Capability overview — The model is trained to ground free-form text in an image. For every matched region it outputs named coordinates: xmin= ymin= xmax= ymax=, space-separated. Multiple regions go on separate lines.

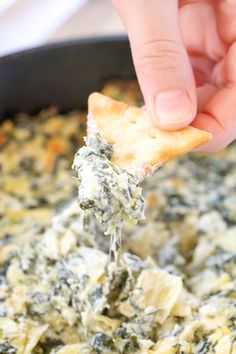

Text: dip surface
xmin=0 ymin=80 xmax=236 ymax=353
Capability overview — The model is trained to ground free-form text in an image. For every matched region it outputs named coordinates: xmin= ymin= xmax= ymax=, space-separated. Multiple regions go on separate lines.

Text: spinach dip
xmin=72 ymin=133 xmax=145 ymax=261
xmin=0 ymin=80 xmax=236 ymax=353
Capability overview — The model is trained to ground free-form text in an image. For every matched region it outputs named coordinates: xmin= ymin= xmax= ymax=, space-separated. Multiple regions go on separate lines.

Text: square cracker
xmin=88 ymin=92 xmax=211 ymax=174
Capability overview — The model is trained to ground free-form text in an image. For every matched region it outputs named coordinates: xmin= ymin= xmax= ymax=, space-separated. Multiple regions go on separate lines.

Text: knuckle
xmin=135 ymin=39 xmax=186 ymax=73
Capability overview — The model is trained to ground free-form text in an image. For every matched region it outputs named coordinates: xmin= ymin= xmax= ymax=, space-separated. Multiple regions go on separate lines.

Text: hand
xmin=112 ymin=0 xmax=236 ymax=152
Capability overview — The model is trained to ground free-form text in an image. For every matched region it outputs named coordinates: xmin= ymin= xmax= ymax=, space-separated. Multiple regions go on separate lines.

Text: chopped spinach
xmin=0 ymin=343 xmax=17 ymax=354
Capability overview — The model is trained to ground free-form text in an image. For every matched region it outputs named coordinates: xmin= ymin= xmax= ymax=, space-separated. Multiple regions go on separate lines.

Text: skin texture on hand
xmin=112 ymin=0 xmax=236 ymax=152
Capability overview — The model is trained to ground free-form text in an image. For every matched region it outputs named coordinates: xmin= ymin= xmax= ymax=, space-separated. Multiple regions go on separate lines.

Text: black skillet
xmin=0 ymin=36 xmax=135 ymax=120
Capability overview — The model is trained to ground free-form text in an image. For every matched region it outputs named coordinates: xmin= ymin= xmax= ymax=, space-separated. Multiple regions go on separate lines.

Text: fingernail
xmin=155 ymin=89 xmax=194 ymax=125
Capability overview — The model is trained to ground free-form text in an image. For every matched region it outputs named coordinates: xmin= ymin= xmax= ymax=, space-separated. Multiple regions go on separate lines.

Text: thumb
xmin=112 ymin=0 xmax=196 ymax=130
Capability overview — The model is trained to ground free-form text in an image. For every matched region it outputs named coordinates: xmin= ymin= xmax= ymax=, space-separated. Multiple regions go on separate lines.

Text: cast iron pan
xmin=0 ymin=36 xmax=136 ymax=120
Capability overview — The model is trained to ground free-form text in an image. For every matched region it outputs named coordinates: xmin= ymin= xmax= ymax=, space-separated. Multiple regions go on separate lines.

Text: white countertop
xmin=0 ymin=0 xmax=125 ymax=57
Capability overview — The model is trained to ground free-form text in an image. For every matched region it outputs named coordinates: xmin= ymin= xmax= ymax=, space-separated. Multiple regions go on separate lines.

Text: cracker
xmin=88 ymin=92 xmax=211 ymax=174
